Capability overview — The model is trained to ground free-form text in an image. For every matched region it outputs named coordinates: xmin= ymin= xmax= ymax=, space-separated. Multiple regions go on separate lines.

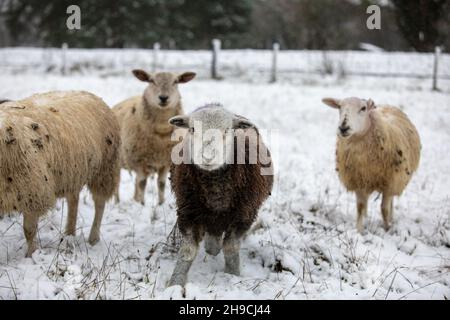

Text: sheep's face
xmin=169 ymin=105 xmax=255 ymax=171
xmin=322 ymin=97 xmax=375 ymax=138
xmin=132 ymin=70 xmax=195 ymax=109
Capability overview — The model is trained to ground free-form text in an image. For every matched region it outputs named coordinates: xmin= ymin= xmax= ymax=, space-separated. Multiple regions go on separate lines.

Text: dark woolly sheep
xmin=167 ymin=104 xmax=273 ymax=287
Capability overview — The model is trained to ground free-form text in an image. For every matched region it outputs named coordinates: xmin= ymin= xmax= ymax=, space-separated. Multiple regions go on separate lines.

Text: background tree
xmin=391 ymin=0 xmax=449 ymax=52
xmin=4 ymin=0 xmax=166 ymax=48
xmin=1 ymin=0 xmax=449 ymax=51
xmin=4 ymin=0 xmax=253 ymax=48
xmin=168 ymin=0 xmax=253 ymax=49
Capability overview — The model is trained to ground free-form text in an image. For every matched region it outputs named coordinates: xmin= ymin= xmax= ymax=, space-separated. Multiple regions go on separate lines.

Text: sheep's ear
xmin=233 ymin=117 xmax=255 ymax=129
xmin=132 ymin=69 xmax=152 ymax=82
xmin=322 ymin=98 xmax=341 ymax=109
xmin=169 ymin=115 xmax=189 ymax=128
xmin=367 ymin=99 xmax=375 ymax=110
xmin=177 ymin=72 xmax=196 ymax=84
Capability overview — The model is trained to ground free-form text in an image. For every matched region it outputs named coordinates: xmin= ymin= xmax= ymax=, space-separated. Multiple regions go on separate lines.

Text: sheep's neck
xmin=196 ymin=165 xmax=234 ymax=211
xmin=139 ymin=97 xmax=181 ymax=134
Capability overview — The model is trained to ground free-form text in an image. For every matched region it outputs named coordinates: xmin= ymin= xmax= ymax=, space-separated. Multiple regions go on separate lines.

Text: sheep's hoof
xmin=164 ymin=284 xmax=186 ymax=299
xmin=224 ymin=266 xmax=240 ymax=276
xmin=168 ymin=274 xmax=187 ymax=288
xmin=25 ymin=244 xmax=37 ymax=258
xmin=65 ymin=229 xmax=76 ymax=237
xmin=134 ymin=199 xmax=144 ymax=206
xmin=356 ymin=221 xmax=364 ymax=234
xmin=225 ymin=260 xmax=240 ymax=276
xmin=133 ymin=195 xmax=145 ymax=205
xmin=88 ymin=234 xmax=100 ymax=246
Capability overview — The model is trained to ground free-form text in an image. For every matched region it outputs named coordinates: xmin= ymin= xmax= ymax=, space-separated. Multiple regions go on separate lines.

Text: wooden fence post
xmin=211 ymin=38 xmax=221 ymax=79
xmin=152 ymin=42 xmax=160 ymax=72
xmin=61 ymin=43 xmax=68 ymax=75
xmin=432 ymin=46 xmax=441 ymax=91
xmin=270 ymin=42 xmax=280 ymax=83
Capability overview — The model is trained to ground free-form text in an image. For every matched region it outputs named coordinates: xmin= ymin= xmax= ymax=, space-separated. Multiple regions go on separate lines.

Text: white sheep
xmin=0 ymin=91 xmax=120 ymax=256
xmin=322 ymin=97 xmax=421 ymax=232
xmin=113 ymin=70 xmax=195 ymax=205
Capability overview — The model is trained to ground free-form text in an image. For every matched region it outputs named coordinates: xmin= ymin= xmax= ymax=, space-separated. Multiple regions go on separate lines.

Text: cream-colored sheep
xmin=322 ymin=97 xmax=421 ymax=232
xmin=113 ymin=70 xmax=195 ymax=205
xmin=0 ymin=91 xmax=120 ymax=257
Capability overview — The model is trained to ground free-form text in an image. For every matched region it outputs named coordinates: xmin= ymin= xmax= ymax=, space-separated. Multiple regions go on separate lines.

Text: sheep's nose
xmin=339 ymin=125 xmax=350 ymax=135
xmin=203 ymin=155 xmax=214 ymax=164
xmin=159 ymin=95 xmax=169 ymax=103
xmin=203 ymin=150 xmax=215 ymax=164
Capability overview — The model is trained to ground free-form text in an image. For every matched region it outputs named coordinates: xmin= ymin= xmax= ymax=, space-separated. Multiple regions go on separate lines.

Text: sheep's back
xmin=112 ymin=96 xmax=141 ymax=127
xmin=336 ymin=106 xmax=420 ymax=195
xmin=0 ymin=91 xmax=120 ymax=214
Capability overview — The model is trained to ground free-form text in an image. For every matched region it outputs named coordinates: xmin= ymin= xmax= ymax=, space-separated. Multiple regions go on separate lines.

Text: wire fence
xmin=1 ymin=44 xmax=449 ymax=88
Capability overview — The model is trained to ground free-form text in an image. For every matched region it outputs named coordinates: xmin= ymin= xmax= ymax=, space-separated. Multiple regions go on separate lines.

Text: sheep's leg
xmin=381 ymin=194 xmax=393 ymax=231
xmin=133 ymin=171 xmax=147 ymax=205
xmin=114 ymin=174 xmax=120 ymax=204
xmin=88 ymin=194 xmax=106 ymax=245
xmin=389 ymin=199 xmax=394 ymax=223
xmin=204 ymin=232 xmax=222 ymax=256
xmin=168 ymin=231 xmax=199 ymax=287
xmin=65 ymin=193 xmax=80 ymax=236
xmin=223 ymin=232 xmax=241 ymax=276
xmin=356 ymin=192 xmax=369 ymax=233
xmin=23 ymin=212 xmax=39 ymax=257
xmin=157 ymin=167 xmax=168 ymax=205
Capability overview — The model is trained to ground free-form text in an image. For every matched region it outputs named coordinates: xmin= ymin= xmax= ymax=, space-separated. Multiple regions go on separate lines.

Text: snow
xmin=0 ymin=49 xmax=449 ymax=300
xmin=359 ymin=43 xmax=385 ymax=52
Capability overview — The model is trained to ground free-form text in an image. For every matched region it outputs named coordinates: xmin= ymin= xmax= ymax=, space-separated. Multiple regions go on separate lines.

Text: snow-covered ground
xmin=0 ymin=51 xmax=449 ymax=300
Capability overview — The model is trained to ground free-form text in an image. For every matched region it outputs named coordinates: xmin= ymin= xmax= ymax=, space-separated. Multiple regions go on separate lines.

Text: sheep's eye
xmin=360 ymin=106 xmax=367 ymax=112
xmin=189 ymin=127 xmax=194 ymax=133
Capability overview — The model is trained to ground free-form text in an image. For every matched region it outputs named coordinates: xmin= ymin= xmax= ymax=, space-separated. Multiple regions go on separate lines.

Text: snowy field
xmin=0 ymin=50 xmax=449 ymax=300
